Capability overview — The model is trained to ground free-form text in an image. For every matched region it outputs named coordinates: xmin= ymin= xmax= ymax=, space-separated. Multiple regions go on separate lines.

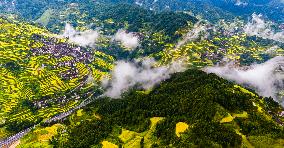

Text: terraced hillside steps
xmin=0 ymin=93 xmax=102 ymax=147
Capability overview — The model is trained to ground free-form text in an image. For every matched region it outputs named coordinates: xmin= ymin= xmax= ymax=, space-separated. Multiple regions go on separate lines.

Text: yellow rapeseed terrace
xmin=101 ymin=141 xmax=118 ymax=148
xmin=176 ymin=122 xmax=189 ymax=137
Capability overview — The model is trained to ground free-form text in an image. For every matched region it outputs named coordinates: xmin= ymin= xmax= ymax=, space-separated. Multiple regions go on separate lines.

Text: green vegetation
xmin=25 ymin=2 xmax=284 ymax=66
xmin=2 ymin=1 xmax=282 ymax=63
xmin=157 ymin=32 xmax=284 ymax=67
xmin=96 ymin=0 xmax=284 ymax=24
xmin=18 ymin=124 xmax=64 ymax=147
xmin=3 ymin=1 xmax=199 ymax=59
xmin=41 ymin=69 xmax=284 ymax=147
xmin=1 ymin=1 xmax=284 ymax=147
xmin=0 ymin=17 xmax=113 ymax=139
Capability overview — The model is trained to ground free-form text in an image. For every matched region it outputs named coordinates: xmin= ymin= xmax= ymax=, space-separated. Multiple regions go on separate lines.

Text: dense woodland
xmin=44 ymin=70 xmax=284 ymax=147
xmin=96 ymin=0 xmax=284 ymax=23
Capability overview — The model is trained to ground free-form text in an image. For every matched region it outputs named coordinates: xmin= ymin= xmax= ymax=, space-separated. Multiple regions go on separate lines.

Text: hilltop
xmin=19 ymin=69 xmax=284 ymax=147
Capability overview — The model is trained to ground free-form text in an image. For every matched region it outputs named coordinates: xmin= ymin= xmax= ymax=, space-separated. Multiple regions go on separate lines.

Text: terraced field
xmin=157 ymin=32 xmax=284 ymax=67
xmin=0 ymin=17 xmax=114 ymax=139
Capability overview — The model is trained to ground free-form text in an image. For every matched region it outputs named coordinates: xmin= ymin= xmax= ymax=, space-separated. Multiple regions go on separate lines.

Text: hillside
xmin=1 ymin=0 xmax=284 ymax=147
xmin=96 ymin=0 xmax=284 ymax=23
xmin=0 ymin=17 xmax=113 ymax=139
xmin=18 ymin=69 xmax=284 ymax=147
xmin=1 ymin=2 xmax=199 ymax=59
xmin=1 ymin=1 xmax=283 ymax=63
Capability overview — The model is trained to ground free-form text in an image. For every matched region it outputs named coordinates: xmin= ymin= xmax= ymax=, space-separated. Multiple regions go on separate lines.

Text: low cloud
xmin=176 ymin=22 xmax=208 ymax=48
xmin=0 ymin=0 xmax=16 ymax=12
xmin=235 ymin=0 xmax=248 ymax=6
xmin=204 ymin=56 xmax=284 ymax=104
xmin=244 ymin=13 xmax=284 ymax=42
xmin=62 ymin=23 xmax=100 ymax=47
xmin=102 ymin=58 xmax=186 ymax=98
xmin=265 ymin=46 xmax=280 ymax=55
xmin=113 ymin=29 xmax=140 ymax=50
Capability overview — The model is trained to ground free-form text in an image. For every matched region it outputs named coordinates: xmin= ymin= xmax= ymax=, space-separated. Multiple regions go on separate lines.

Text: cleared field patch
xmin=101 ymin=140 xmax=119 ymax=148
xmin=175 ymin=122 xmax=189 ymax=137
xmin=119 ymin=129 xmax=138 ymax=143
xmin=220 ymin=114 xmax=234 ymax=123
xmin=220 ymin=111 xmax=248 ymax=123
xmin=19 ymin=124 xmax=64 ymax=147
xmin=118 ymin=117 xmax=164 ymax=148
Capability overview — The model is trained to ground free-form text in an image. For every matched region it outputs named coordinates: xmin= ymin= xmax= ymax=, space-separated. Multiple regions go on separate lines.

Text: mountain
xmin=1 ymin=0 xmax=284 ymax=147
xmin=19 ymin=69 xmax=284 ymax=147
xmin=93 ymin=0 xmax=284 ymax=23
xmin=2 ymin=0 xmax=284 ymax=23
xmin=2 ymin=1 xmax=282 ymax=64
xmin=2 ymin=1 xmax=199 ymax=59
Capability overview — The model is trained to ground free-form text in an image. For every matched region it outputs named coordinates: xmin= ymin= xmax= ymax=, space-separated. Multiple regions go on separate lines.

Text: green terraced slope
xmin=0 ymin=17 xmax=114 ymax=139
xmin=157 ymin=33 xmax=284 ymax=68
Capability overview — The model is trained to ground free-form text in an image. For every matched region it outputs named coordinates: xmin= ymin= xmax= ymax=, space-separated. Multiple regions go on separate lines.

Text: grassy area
xmin=18 ymin=124 xmax=64 ymax=147
xmin=35 ymin=9 xmax=54 ymax=26
xmin=220 ymin=112 xmax=248 ymax=123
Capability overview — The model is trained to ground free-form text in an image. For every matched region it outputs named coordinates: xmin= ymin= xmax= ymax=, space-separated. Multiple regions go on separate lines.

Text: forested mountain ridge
xmin=19 ymin=69 xmax=284 ymax=147
xmin=96 ymin=0 xmax=284 ymax=23
xmin=2 ymin=0 xmax=284 ymax=24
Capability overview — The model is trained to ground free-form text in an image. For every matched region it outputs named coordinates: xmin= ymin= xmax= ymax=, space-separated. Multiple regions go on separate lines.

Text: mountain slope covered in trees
xmin=96 ymin=0 xmax=284 ymax=23
xmin=18 ymin=69 xmax=284 ymax=147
